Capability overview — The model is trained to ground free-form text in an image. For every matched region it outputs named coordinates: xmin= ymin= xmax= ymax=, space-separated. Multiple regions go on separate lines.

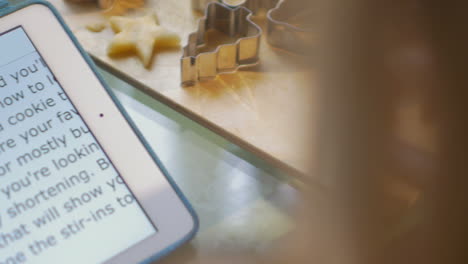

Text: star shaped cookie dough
xmin=108 ymin=13 xmax=180 ymax=68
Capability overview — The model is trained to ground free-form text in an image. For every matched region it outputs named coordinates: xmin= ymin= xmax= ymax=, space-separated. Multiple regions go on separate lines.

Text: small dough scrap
xmin=108 ymin=13 xmax=180 ymax=68
xmin=86 ymin=22 xmax=107 ymax=32
xmin=99 ymin=0 xmax=145 ymax=16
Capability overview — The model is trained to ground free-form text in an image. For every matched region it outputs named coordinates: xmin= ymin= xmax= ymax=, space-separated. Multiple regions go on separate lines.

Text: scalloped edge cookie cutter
xmin=181 ymin=2 xmax=261 ymax=86
xmin=220 ymin=0 xmax=281 ymax=15
xmin=192 ymin=0 xmax=284 ymax=14
xmin=215 ymin=0 xmax=313 ymax=53
xmin=266 ymin=0 xmax=314 ymax=53
xmin=192 ymin=0 xmax=281 ymax=15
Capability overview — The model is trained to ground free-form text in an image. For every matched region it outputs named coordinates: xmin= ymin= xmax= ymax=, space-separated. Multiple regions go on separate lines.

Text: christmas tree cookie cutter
xmin=181 ymin=2 xmax=261 ymax=86
xmin=182 ymin=0 xmax=313 ymax=86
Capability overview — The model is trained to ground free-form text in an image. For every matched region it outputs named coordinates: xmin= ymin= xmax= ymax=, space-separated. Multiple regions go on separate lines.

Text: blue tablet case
xmin=0 ymin=1 xmax=199 ymax=263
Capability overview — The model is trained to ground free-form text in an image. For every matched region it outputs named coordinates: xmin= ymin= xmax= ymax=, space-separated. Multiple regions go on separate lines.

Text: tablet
xmin=0 ymin=1 xmax=198 ymax=264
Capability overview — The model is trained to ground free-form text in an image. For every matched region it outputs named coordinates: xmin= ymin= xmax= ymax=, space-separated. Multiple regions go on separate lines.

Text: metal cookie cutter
xmin=191 ymin=0 xmax=217 ymax=13
xmin=222 ymin=0 xmax=315 ymax=52
xmin=266 ymin=0 xmax=315 ymax=53
xmin=181 ymin=2 xmax=261 ymax=86
xmin=222 ymin=0 xmax=281 ymax=15
xmin=192 ymin=0 xmax=281 ymax=15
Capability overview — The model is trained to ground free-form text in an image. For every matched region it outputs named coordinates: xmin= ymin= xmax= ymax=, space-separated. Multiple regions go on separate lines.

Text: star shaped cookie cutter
xmin=181 ymin=2 xmax=261 ymax=86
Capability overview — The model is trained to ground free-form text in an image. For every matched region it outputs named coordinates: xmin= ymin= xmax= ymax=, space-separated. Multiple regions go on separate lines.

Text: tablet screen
xmin=0 ymin=27 xmax=157 ymax=264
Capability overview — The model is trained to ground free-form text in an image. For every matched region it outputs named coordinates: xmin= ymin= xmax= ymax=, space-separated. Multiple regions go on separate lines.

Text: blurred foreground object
xmin=318 ymin=0 xmax=468 ymax=263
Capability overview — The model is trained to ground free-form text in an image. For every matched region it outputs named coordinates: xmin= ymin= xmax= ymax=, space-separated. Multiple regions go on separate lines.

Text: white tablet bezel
xmin=0 ymin=3 xmax=197 ymax=264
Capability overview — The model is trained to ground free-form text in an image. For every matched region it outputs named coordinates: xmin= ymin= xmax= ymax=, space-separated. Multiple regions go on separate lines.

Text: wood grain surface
xmin=50 ymin=0 xmax=316 ymax=178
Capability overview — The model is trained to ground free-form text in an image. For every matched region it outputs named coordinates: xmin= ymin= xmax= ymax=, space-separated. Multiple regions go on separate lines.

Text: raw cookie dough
xmin=65 ymin=0 xmax=145 ymax=15
xmin=108 ymin=13 xmax=180 ymax=68
xmin=100 ymin=0 xmax=145 ymax=15
xmin=86 ymin=22 xmax=107 ymax=32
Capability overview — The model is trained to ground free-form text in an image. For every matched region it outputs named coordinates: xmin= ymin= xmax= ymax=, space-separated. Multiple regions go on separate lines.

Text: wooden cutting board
xmin=49 ymin=0 xmax=317 ymax=178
